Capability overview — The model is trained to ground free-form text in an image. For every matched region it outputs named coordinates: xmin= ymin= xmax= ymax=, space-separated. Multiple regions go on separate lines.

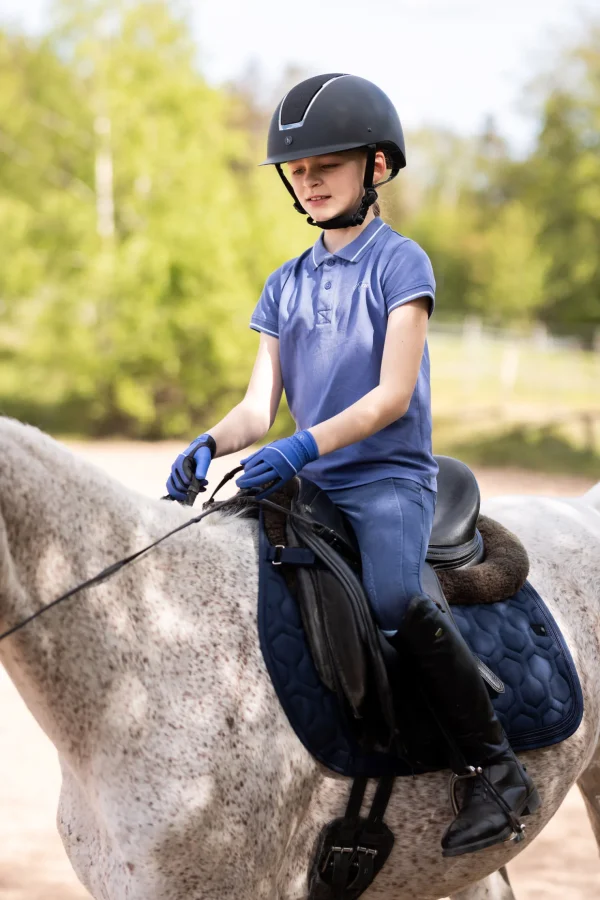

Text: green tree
xmin=0 ymin=1 xmax=308 ymax=436
xmin=519 ymin=23 xmax=600 ymax=343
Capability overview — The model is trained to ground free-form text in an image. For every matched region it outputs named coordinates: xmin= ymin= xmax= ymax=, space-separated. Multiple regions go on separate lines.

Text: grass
xmin=429 ymin=330 xmax=600 ymax=413
xmin=428 ymin=329 xmax=600 ymax=475
xmin=435 ymin=422 xmax=600 ymax=479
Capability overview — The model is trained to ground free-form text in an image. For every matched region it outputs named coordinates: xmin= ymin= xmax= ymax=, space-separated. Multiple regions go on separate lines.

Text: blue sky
xmin=1 ymin=0 xmax=597 ymax=155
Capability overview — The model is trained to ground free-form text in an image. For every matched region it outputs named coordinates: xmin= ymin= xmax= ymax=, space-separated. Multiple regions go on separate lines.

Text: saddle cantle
xmin=427 ymin=455 xmax=483 ymax=568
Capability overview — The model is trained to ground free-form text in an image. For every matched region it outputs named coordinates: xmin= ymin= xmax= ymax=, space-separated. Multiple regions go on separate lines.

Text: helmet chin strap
xmin=276 ymin=145 xmax=379 ymax=231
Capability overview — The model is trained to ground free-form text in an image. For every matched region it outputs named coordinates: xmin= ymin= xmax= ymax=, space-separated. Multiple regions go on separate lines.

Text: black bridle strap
xmin=201 ymin=465 xmax=244 ymax=505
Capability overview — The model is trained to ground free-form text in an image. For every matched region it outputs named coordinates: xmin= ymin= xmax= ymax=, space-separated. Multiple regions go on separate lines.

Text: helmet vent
xmin=280 ymin=73 xmax=346 ymax=128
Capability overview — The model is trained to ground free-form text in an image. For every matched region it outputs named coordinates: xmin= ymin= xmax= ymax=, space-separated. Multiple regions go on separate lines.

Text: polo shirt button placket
xmin=318 ymin=267 xmax=334 ymax=325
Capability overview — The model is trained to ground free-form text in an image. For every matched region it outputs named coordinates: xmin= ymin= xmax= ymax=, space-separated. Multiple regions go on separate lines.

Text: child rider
xmin=166 ymin=73 xmax=540 ymax=857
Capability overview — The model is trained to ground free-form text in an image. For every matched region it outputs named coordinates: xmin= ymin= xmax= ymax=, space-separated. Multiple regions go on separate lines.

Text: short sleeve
xmin=250 ymin=269 xmax=281 ymax=338
xmin=382 ymin=239 xmax=436 ymax=318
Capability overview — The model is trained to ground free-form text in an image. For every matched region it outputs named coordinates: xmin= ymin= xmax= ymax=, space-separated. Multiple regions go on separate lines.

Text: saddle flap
xmin=290 ymin=513 xmax=396 ymax=749
xmin=285 ymin=520 xmax=353 ymax=698
xmin=287 ymin=518 xmax=367 ymax=713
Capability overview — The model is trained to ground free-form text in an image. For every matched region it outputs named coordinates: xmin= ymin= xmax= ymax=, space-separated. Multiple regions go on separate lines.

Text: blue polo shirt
xmin=250 ymin=217 xmax=438 ymax=491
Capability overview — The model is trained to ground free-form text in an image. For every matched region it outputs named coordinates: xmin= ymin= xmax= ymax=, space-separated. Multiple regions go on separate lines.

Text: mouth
xmin=305 ymin=195 xmax=331 ymax=206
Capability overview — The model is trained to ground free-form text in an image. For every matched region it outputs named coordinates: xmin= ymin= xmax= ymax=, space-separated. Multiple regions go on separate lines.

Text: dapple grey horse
xmin=0 ymin=416 xmax=598 ymax=899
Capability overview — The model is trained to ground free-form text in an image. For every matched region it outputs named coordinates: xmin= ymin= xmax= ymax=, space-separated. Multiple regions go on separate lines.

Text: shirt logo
xmin=355 ymin=282 xmax=369 ymax=290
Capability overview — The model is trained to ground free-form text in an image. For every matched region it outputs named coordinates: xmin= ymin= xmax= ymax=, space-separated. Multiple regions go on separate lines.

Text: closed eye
xmin=291 ymin=163 xmax=339 ymax=175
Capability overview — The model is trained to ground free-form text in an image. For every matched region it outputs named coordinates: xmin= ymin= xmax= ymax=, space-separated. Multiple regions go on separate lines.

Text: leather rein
xmin=0 ymin=467 xmax=336 ymax=645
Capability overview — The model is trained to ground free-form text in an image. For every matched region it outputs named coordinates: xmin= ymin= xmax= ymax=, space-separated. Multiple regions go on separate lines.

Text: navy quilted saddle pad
xmin=257 ymin=519 xmax=584 ymax=778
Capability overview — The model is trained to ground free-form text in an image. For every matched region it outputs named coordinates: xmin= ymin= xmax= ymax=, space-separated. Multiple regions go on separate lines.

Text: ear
xmin=373 ymin=150 xmax=387 ymax=183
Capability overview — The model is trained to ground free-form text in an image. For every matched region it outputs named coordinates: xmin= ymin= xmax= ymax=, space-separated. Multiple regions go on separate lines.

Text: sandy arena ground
xmin=0 ymin=441 xmax=598 ymax=899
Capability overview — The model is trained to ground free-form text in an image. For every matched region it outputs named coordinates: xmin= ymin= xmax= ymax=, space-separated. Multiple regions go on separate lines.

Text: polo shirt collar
xmin=310 ymin=217 xmax=389 ymax=269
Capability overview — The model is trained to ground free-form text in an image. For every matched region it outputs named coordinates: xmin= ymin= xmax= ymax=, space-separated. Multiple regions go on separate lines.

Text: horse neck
xmin=0 ymin=419 xmax=171 ymax=759
xmin=0 ymin=418 xmax=258 ymax=766
xmin=584 ymin=482 xmax=600 ymax=514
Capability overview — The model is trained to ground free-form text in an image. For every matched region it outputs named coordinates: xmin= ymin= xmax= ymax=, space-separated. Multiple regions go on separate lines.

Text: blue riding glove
xmin=166 ymin=433 xmax=217 ymax=502
xmin=236 ymin=430 xmax=320 ymax=499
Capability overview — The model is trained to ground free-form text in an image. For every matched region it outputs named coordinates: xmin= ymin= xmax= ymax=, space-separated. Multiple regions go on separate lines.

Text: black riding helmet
xmin=261 ymin=73 xmax=406 ymax=230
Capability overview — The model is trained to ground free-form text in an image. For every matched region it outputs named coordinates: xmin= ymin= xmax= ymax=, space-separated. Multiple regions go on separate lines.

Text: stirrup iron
xmin=448 ymin=766 xmax=527 ymax=844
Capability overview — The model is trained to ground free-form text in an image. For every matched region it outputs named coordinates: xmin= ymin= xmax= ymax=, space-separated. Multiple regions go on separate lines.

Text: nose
xmin=303 ymin=165 xmax=322 ymax=188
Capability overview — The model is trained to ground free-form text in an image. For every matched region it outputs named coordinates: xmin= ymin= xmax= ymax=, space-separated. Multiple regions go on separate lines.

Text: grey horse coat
xmin=0 ymin=417 xmax=599 ymax=900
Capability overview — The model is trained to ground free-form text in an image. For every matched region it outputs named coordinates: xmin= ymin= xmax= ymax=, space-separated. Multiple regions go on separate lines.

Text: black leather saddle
xmin=285 ymin=454 xmax=485 ymax=570
xmin=261 ymin=455 xmax=506 ymax=758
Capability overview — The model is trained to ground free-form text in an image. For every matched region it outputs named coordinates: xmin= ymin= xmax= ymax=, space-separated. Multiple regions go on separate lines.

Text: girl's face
xmin=286 ymin=149 xmax=386 ymax=222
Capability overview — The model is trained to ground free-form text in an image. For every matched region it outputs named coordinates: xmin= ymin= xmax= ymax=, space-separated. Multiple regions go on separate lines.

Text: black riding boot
xmin=389 ymin=594 xmax=541 ymax=857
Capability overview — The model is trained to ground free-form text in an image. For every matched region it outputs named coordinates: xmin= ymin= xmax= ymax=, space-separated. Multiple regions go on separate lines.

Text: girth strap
xmin=328 ymin=778 xmax=368 ymax=892
xmin=309 ymin=776 xmax=396 ymax=900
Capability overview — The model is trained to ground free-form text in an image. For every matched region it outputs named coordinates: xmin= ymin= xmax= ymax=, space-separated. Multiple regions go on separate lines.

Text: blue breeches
xmin=323 ymin=477 xmax=436 ymax=633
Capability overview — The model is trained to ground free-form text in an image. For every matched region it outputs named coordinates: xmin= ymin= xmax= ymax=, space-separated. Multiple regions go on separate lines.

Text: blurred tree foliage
xmin=0 ymin=0 xmax=308 ymax=436
xmin=0 ymin=1 xmax=598 ymax=436
xmin=519 ymin=27 xmax=600 ymax=346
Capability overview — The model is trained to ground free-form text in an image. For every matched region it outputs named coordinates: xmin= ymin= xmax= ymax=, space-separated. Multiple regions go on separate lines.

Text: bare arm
xmin=308 ymin=297 xmax=430 ymax=455
xmin=207 ymin=333 xmax=283 ymax=457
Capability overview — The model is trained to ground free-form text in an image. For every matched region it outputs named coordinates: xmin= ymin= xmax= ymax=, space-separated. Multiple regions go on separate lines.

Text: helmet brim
xmin=259 ymin=140 xmax=373 ymax=167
